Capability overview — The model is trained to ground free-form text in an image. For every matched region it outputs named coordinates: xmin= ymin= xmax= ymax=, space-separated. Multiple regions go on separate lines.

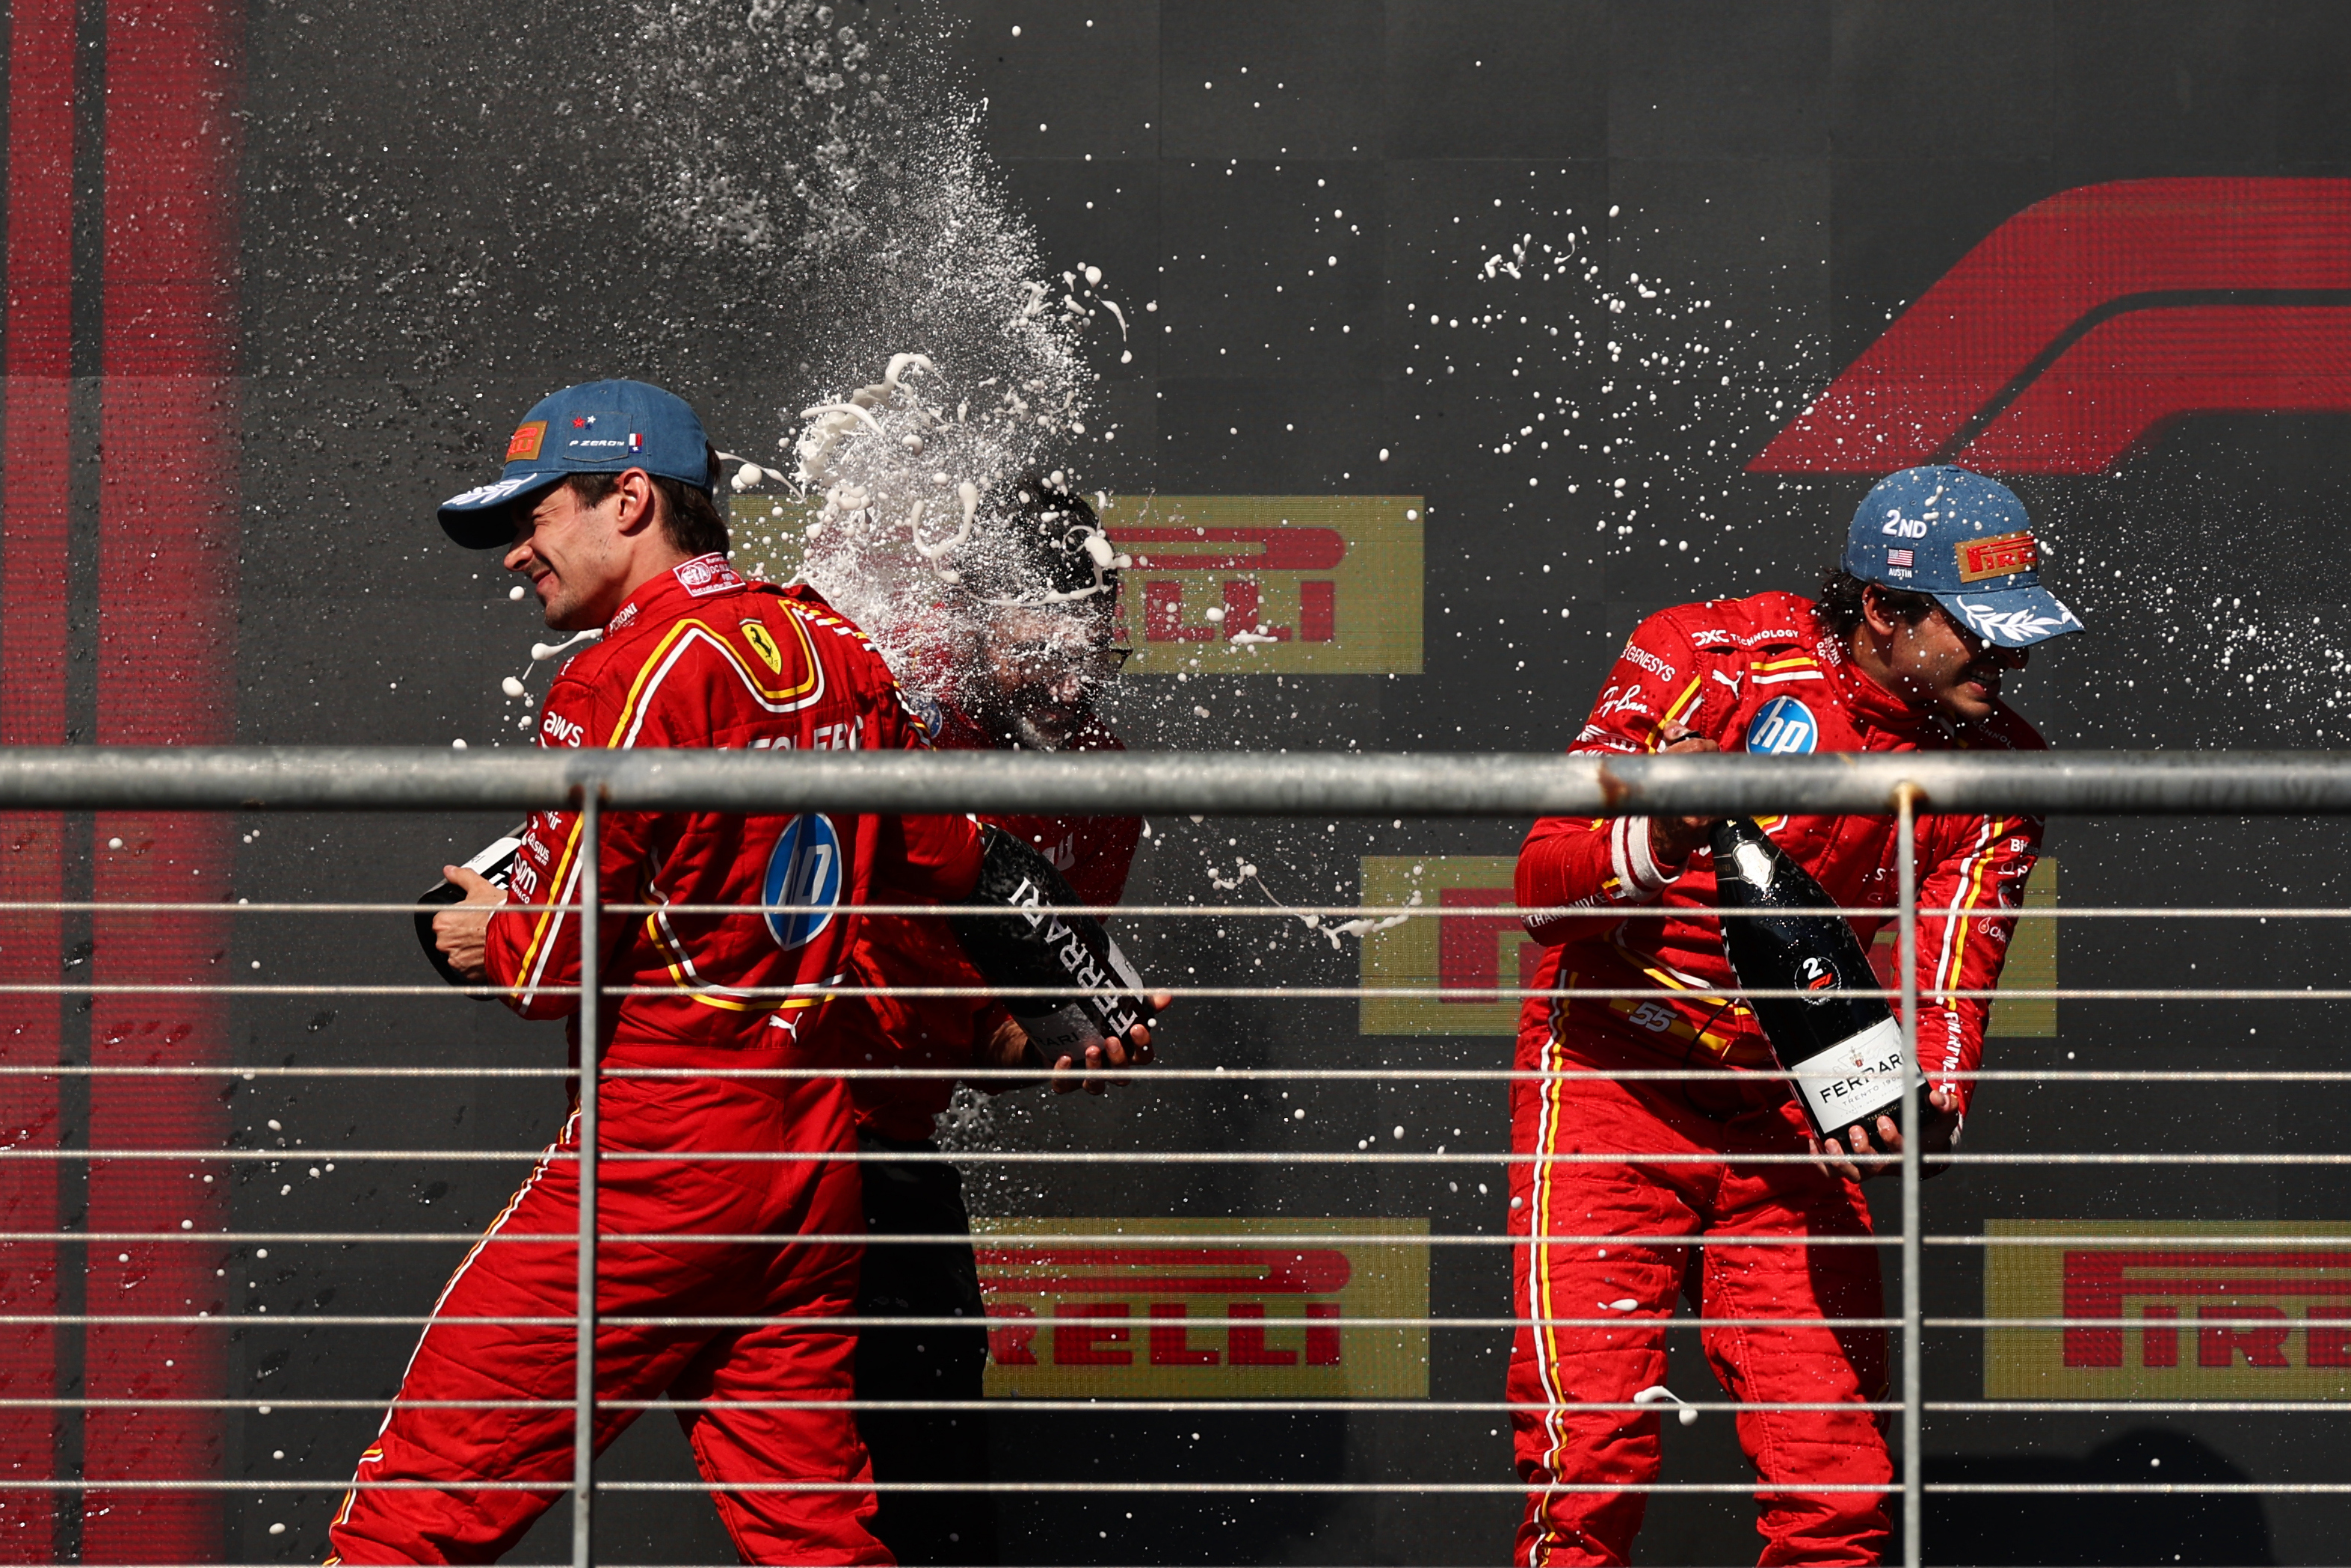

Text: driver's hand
xmin=1053 ymin=990 xmax=1174 ymax=1096
xmin=1811 ymin=1086 xmax=1963 ymax=1182
xmin=431 ymin=865 xmax=503 ymax=983
xmin=1648 ymin=723 xmax=1721 ymax=865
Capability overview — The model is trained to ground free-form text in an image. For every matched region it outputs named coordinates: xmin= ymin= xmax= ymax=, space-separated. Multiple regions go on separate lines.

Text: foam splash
xmin=1207 ymin=857 xmax=1422 ymax=951
xmin=1432 ymin=206 xmax=1825 ymax=586
xmin=738 ymin=250 xmax=1127 ymax=707
xmin=621 ymin=0 xmax=924 ymax=274
xmin=1633 ymin=1385 xmax=1701 ymax=1426
xmin=531 ymin=630 xmax=601 ymax=663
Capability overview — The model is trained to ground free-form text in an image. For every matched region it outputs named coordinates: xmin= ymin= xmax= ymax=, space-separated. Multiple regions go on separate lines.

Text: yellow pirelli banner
xmin=972 ymin=1217 xmax=1430 ymax=1399
xmin=1355 ymin=855 xmax=2059 ymax=1039
xmin=1985 ymin=1220 xmax=2351 ymax=1400
xmin=1109 ymin=495 xmax=1423 ymax=675
xmin=1357 ymin=855 xmax=1526 ymax=1037
xmin=728 ymin=493 xmax=1424 ymax=676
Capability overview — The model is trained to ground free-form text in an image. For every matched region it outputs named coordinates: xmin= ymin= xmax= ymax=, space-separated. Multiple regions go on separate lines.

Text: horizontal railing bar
xmin=0 ymin=1229 xmax=1886 ymax=1246
xmin=7 ymin=899 xmax=2349 ymax=919
xmin=19 ymin=1396 xmax=2351 ymax=1418
xmin=22 ymin=1395 xmax=2351 ymax=1413
xmin=1 ymin=1313 xmax=2328 ymax=1331
xmin=1927 ymin=1318 xmax=2351 ymax=1329
xmin=0 ymin=901 xmax=2041 ymax=918
xmin=13 ymin=901 xmax=2336 ymax=920
xmin=19 ymin=1148 xmax=2351 ymax=1166
xmin=0 ymin=1065 xmax=2339 ymax=1084
xmin=1929 ymin=1233 xmax=2351 ymax=1246
xmin=1908 ymin=1495 xmax=2351 ymax=1504
xmin=0 ymin=1396 xmax=1899 ymax=1412
xmin=0 ymin=1480 xmax=1913 ymax=1493
xmin=1936 ymin=1400 xmax=2351 ymax=1413
xmin=0 ymin=982 xmax=2326 ymax=1001
xmin=23 ymin=1229 xmax=2351 ymax=1248
xmin=13 ymin=745 xmax=2351 ymax=815
xmin=13 ymin=1478 xmax=2351 ymax=1496
xmin=0 ymin=1316 xmax=1902 ymax=1332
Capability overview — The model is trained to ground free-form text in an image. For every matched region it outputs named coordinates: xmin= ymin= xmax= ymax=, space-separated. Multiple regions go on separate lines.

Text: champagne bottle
xmin=414 ymin=827 xmax=526 ymax=994
xmin=1710 ymin=816 xmax=1920 ymax=1146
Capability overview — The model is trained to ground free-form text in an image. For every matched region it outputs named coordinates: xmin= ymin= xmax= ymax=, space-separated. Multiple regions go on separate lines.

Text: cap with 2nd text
xmin=1842 ymin=464 xmax=2084 ymax=649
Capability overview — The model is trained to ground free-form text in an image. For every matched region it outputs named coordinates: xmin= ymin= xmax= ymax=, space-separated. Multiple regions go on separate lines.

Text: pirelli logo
xmin=1110 ymin=496 xmax=1423 ymax=674
xmin=974 ymin=1217 xmax=1429 ymax=1398
xmin=1986 ymin=1220 xmax=2351 ymax=1399
xmin=1956 ymin=529 xmax=2039 ymax=582
xmin=1357 ymin=856 xmax=1528 ymax=1037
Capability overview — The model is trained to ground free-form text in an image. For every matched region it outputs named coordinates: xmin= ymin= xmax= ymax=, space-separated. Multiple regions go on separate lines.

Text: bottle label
xmin=1011 ymin=935 xmax=1148 ymax=1061
xmin=462 ymin=834 xmax=525 ymax=886
xmin=1787 ymin=1016 xmax=1917 ymax=1133
xmin=1009 ymin=1002 xmax=1103 ymax=1062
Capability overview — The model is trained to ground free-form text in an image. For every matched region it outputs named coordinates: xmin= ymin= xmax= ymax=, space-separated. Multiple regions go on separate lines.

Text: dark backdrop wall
xmin=4 ymin=2 xmax=2351 ymax=1564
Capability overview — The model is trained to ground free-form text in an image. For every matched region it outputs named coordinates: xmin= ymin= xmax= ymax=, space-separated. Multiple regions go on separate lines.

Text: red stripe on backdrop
xmin=82 ymin=0 xmax=243 ymax=1558
xmin=0 ymin=0 xmax=81 ymax=1558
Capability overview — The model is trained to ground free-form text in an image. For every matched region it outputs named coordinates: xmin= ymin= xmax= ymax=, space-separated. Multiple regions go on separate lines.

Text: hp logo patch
xmin=1746 ymin=696 xmax=1819 ymax=756
xmin=762 ymin=813 xmax=842 ymax=951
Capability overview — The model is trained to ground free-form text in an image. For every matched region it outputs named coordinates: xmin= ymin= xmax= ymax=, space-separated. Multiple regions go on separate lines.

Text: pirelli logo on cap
xmin=505 ymin=421 xmax=548 ymax=463
xmin=1956 ymin=529 xmax=2038 ymax=582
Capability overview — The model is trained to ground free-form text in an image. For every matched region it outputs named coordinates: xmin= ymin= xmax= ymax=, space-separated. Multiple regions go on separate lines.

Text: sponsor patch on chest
xmin=1744 ymin=694 xmax=1819 ymax=756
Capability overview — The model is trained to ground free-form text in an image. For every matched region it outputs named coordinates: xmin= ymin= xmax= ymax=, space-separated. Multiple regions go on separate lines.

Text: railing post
xmin=1896 ymin=783 xmax=1922 ymax=1568
xmin=572 ymin=790 xmax=601 ymax=1568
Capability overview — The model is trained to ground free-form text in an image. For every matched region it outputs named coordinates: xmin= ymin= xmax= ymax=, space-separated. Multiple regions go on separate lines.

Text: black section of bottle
xmin=1709 ymin=816 xmax=1902 ymax=1143
xmin=413 ymin=831 xmax=525 ymax=993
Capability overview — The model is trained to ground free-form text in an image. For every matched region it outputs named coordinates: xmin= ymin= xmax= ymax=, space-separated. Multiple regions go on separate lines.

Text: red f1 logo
xmin=1750 ymin=178 xmax=2351 ymax=474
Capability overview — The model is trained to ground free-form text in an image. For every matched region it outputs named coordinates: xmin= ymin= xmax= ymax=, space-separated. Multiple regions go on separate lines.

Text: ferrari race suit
xmin=330 ymin=557 xmax=986 ymax=1564
xmin=1510 ymin=590 xmax=2044 ymax=1567
xmin=834 ymin=701 xmax=1139 ymax=1565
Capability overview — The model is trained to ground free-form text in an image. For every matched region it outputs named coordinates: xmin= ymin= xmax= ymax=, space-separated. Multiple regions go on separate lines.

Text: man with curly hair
xmin=1509 ymin=466 xmax=2081 ymax=1565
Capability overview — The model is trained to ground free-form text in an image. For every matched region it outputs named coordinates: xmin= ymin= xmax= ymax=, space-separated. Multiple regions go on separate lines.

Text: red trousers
xmin=1509 ymin=1025 xmax=1891 ymax=1567
xmin=328 ymin=1066 xmax=890 ymax=1565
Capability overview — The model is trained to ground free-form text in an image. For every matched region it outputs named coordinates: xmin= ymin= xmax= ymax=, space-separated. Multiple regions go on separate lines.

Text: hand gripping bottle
xmin=1710 ymin=816 xmax=1921 ymax=1145
xmin=413 ymin=827 xmax=526 ymax=993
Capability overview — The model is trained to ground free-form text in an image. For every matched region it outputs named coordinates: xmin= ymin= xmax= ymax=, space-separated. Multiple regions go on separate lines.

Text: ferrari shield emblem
xmin=743 ymin=620 xmax=784 ymax=674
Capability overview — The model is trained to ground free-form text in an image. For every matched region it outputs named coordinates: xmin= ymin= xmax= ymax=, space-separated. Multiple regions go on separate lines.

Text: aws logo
xmin=1751 ymin=178 xmax=2351 ymax=474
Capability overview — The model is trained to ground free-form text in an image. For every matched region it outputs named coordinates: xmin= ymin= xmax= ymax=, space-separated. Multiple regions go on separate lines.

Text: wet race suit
xmin=330 ymin=557 xmax=986 ymax=1564
xmin=1510 ymin=590 xmax=2044 ymax=1567
xmin=833 ymin=703 xmax=1138 ymax=1565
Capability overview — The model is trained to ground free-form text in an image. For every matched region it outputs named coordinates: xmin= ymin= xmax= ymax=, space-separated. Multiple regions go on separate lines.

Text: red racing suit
xmin=839 ymin=700 xmax=1139 ymax=1140
xmin=330 ymin=557 xmax=985 ymax=1565
xmin=828 ymin=700 xmax=1139 ymax=1561
xmin=1509 ymin=590 xmax=2044 ymax=1567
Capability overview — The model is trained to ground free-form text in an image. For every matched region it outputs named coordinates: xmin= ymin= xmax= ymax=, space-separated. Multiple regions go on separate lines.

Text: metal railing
xmin=1 ymin=746 xmax=2346 ymax=1567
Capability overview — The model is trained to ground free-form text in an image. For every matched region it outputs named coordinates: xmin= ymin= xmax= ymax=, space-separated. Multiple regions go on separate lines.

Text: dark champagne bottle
xmin=414 ymin=827 xmax=526 ymax=994
xmin=1710 ymin=816 xmax=1920 ymax=1145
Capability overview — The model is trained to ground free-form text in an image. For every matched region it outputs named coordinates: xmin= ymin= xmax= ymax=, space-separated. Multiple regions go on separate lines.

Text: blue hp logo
xmin=1746 ymin=696 xmax=1819 ymax=756
xmin=762 ymin=813 xmax=842 ymax=951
